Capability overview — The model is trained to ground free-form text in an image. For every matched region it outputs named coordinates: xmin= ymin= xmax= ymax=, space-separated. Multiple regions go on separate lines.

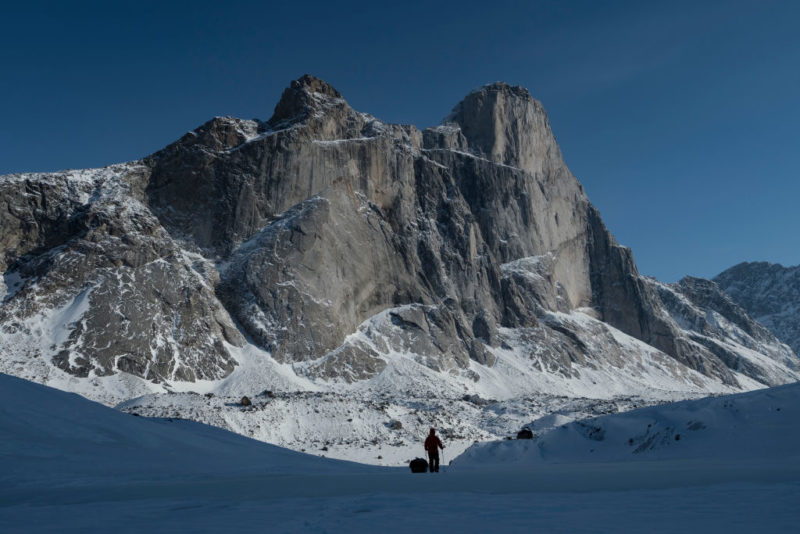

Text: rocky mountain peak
xmin=168 ymin=116 xmax=260 ymax=154
xmin=441 ymin=81 xmax=561 ymax=176
xmin=268 ymin=74 xmax=346 ymax=127
xmin=470 ymin=81 xmax=534 ymax=101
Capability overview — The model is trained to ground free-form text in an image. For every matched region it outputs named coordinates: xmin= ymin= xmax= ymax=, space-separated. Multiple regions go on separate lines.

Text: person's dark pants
xmin=428 ymin=453 xmax=440 ymax=472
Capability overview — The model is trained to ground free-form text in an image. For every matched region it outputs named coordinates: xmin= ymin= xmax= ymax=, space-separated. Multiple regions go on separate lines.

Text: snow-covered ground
xmin=454 ymin=379 xmax=800 ymax=466
xmin=3 ymin=373 xmax=799 ymax=533
xmin=116 ymin=311 xmax=729 ymax=466
xmin=117 ymin=386 xmax=676 ymax=466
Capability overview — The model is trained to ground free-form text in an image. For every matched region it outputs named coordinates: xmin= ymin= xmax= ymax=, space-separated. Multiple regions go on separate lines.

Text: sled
xmin=409 ymin=457 xmax=428 ymax=473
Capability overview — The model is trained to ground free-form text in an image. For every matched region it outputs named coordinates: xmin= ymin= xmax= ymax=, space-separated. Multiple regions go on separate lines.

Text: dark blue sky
xmin=2 ymin=0 xmax=798 ymax=281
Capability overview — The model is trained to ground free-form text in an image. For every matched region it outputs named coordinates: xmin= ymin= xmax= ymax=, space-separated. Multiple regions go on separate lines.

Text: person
xmin=424 ymin=428 xmax=444 ymax=472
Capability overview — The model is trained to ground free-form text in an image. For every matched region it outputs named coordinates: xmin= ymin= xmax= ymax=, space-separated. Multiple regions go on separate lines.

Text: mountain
xmin=714 ymin=262 xmax=800 ymax=355
xmin=1 ymin=75 xmax=797 ymax=426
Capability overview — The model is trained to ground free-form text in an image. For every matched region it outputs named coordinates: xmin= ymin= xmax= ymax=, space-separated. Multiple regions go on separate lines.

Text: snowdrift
xmin=0 ymin=373 xmax=368 ymax=490
xmin=454 ymin=381 xmax=800 ymax=468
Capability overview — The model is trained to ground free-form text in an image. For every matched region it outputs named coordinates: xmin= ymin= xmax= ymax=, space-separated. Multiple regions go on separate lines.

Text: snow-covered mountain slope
xmin=116 ymin=307 xmax=768 ymax=466
xmin=644 ymin=276 xmax=798 ymax=384
xmin=714 ymin=261 xmax=800 ymax=355
xmin=0 ymin=164 xmax=242 ymax=389
xmin=3 ymin=373 xmax=799 ymax=534
xmin=454 ymin=380 xmax=800 ymax=468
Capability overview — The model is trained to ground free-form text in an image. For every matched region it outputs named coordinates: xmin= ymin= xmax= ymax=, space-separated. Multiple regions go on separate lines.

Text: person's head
xmin=429 ymin=428 xmax=435 ymax=435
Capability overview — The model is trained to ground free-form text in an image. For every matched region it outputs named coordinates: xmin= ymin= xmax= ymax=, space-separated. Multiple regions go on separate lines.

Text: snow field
xmin=454 ymin=380 xmax=800 ymax=467
xmin=3 ymin=373 xmax=800 ymax=533
xmin=118 ymin=388 xmax=681 ymax=466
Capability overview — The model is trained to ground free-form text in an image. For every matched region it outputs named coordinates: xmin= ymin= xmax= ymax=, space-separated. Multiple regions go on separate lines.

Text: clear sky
xmin=2 ymin=0 xmax=798 ymax=282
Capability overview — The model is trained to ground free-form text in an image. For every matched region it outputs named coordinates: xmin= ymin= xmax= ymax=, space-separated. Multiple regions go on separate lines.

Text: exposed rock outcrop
xmin=0 ymin=166 xmax=242 ymax=383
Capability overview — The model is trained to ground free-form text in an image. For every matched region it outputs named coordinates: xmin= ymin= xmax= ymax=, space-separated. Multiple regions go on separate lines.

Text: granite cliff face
xmin=1 ymin=75 xmax=797 ymax=403
xmin=714 ymin=262 xmax=800 ymax=355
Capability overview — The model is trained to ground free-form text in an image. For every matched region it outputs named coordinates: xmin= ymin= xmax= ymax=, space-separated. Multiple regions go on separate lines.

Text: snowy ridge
xmin=643 ymin=276 xmax=799 ymax=384
xmin=715 ymin=262 xmax=800 ymax=355
xmin=0 ymin=162 xmax=144 ymax=186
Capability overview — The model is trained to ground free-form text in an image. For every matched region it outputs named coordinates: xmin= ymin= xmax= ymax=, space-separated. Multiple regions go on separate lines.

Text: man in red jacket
xmin=424 ymin=428 xmax=444 ymax=472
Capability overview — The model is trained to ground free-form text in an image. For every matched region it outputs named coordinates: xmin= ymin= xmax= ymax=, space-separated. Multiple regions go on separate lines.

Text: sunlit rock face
xmin=1 ymin=75 xmax=797 ymax=397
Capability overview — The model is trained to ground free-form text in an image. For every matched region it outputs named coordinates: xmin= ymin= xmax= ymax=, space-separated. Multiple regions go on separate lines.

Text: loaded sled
xmin=409 ymin=458 xmax=428 ymax=473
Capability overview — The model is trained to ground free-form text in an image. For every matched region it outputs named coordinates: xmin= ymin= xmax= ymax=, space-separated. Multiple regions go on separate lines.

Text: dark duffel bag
xmin=409 ymin=458 xmax=428 ymax=473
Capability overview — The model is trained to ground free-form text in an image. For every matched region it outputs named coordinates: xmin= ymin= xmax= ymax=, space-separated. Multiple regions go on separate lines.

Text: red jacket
xmin=425 ymin=434 xmax=443 ymax=453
